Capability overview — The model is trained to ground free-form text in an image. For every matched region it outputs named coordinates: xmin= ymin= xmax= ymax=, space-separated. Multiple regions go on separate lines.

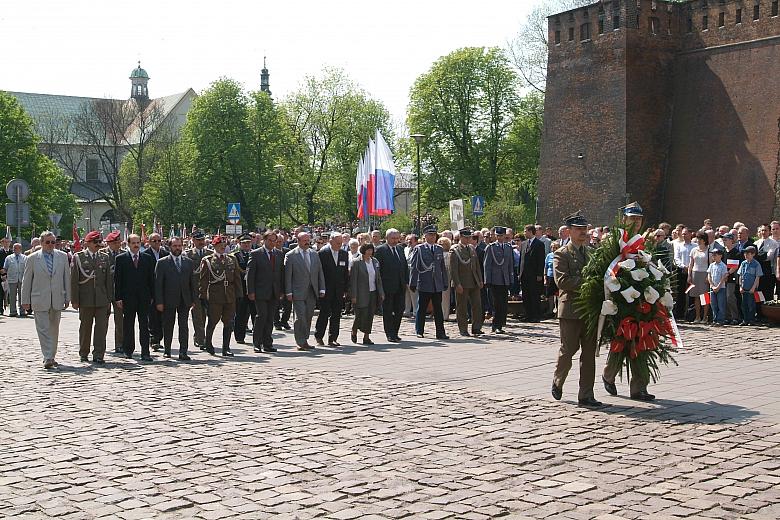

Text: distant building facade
xmin=538 ymin=0 xmax=780 ymax=229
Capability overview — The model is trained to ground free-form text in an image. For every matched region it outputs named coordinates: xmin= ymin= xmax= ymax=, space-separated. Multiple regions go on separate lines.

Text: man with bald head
xmin=285 ymin=232 xmax=326 ymax=350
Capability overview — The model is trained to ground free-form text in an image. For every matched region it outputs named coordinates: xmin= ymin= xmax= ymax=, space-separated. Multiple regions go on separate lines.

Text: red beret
xmin=212 ymin=235 xmax=224 ymax=245
xmin=85 ymin=231 xmax=102 ymax=242
xmin=105 ymin=231 xmax=121 ymax=242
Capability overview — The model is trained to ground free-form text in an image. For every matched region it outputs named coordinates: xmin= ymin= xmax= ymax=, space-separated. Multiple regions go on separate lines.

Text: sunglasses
xmin=43 ymin=240 xmax=56 ymax=245
xmin=150 ymin=239 xmax=161 ymax=243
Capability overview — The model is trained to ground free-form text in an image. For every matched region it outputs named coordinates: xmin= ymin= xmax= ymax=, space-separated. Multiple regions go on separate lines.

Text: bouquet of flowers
xmin=577 ymin=226 xmax=682 ymax=383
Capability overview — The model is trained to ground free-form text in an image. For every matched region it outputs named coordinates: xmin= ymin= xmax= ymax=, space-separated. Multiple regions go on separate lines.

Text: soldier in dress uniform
xmin=71 ymin=231 xmax=113 ymax=364
xmin=483 ymin=226 xmax=514 ymax=334
xmin=408 ymin=225 xmax=449 ymax=340
xmin=184 ymin=230 xmax=210 ymax=350
xmin=450 ymin=228 xmax=484 ymax=337
xmin=231 ymin=233 xmax=255 ymax=344
xmin=101 ymin=230 xmax=125 ymax=353
xmin=199 ymin=235 xmax=243 ymax=356
xmin=602 ymin=202 xmax=656 ymax=401
xmin=551 ymin=211 xmax=603 ymax=408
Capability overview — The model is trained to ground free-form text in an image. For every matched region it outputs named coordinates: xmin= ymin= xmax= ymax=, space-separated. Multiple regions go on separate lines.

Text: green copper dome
xmin=130 ymin=62 xmax=149 ymax=79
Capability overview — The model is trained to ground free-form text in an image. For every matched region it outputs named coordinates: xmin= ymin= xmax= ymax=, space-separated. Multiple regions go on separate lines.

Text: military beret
xmin=459 ymin=228 xmax=473 ymax=237
xmin=563 ymin=211 xmax=589 ymax=228
xmin=211 ymin=235 xmax=225 ymax=245
xmin=105 ymin=230 xmax=121 ymax=242
xmin=422 ymin=225 xmax=438 ymax=235
xmin=192 ymin=230 xmax=206 ymax=239
xmin=85 ymin=231 xmax=102 ymax=242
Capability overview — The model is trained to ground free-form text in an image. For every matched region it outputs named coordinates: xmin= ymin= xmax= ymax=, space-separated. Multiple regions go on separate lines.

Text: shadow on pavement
xmin=594 ymin=397 xmax=760 ymax=424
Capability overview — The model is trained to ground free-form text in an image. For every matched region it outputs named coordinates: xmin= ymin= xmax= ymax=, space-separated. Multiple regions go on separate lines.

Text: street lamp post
xmin=410 ymin=134 xmax=425 ymax=235
xmin=292 ymin=182 xmax=301 ymax=224
xmin=274 ymin=164 xmax=285 ymax=229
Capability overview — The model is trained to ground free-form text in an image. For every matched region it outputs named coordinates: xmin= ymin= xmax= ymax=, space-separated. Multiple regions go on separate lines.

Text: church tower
xmin=129 ymin=61 xmax=150 ymax=104
xmin=260 ymin=57 xmax=271 ymax=96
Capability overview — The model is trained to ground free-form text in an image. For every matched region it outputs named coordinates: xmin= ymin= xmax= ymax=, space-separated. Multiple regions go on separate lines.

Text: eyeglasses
xmin=43 ymin=240 xmax=55 ymax=245
xmin=150 ymin=239 xmax=161 ymax=243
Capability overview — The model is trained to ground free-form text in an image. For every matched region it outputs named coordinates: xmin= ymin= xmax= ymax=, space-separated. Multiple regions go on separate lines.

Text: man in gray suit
xmin=3 ymin=242 xmax=26 ymax=317
xmin=21 ymin=231 xmax=71 ymax=369
xmin=284 ymin=232 xmax=326 ymax=351
xmin=155 ymin=237 xmax=197 ymax=360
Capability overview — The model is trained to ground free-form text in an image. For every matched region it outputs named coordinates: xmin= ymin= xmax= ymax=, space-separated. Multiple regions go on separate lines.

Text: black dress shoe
xmin=436 ymin=335 xmax=450 ymax=340
xmin=602 ymin=376 xmax=618 ymax=396
xmin=205 ymin=345 xmax=216 ymax=355
xmin=199 ymin=344 xmax=207 ymax=351
xmin=141 ymin=354 xmax=154 ymax=362
xmin=178 ymin=354 xmax=191 ymax=361
xmin=472 ymin=330 xmax=484 ymax=336
xmin=630 ymin=390 xmax=656 ymax=401
xmin=163 ymin=351 xmax=171 ymax=358
xmin=236 ymin=340 xmax=246 ymax=344
xmin=281 ymin=322 xmax=292 ymax=330
xmin=416 ymin=333 xmax=425 ymax=338
xmin=328 ymin=340 xmax=341 ymax=347
xmin=362 ymin=338 xmax=374 ymax=345
xmin=274 ymin=324 xmax=283 ymax=331
xmin=262 ymin=346 xmax=277 ymax=353
xmin=151 ymin=344 xmax=161 ymax=352
xmin=351 ymin=331 xmax=358 ymax=344
xmin=222 ymin=348 xmax=234 ymax=357
xmin=578 ymin=397 xmax=604 ymax=407
xmin=124 ymin=353 xmax=133 ymax=359
xmin=253 ymin=346 xmax=262 ymax=353
xmin=314 ymin=337 xmax=325 ymax=346
xmin=460 ymin=331 xmax=471 ymax=337
xmin=93 ymin=358 xmax=105 ymax=365
xmin=551 ymin=383 xmax=563 ymax=401
xmin=388 ymin=337 xmax=401 ymax=343
xmin=80 ymin=355 xmax=89 ymax=362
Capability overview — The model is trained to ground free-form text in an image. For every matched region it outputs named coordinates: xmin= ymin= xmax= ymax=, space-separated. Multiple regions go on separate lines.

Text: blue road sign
xmin=227 ymin=202 xmax=241 ymax=224
xmin=471 ymin=195 xmax=485 ymax=216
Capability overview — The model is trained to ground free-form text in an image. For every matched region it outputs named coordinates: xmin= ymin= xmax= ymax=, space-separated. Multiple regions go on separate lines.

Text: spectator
xmin=2 ymin=243 xmax=26 ymax=317
xmin=737 ymin=246 xmax=762 ymax=326
xmin=707 ymin=249 xmax=728 ymax=326
xmin=722 ymin=233 xmax=742 ymax=324
xmin=687 ymin=231 xmax=710 ymax=323
xmin=544 ymin=240 xmax=560 ymax=317
xmin=673 ymin=227 xmax=695 ymax=319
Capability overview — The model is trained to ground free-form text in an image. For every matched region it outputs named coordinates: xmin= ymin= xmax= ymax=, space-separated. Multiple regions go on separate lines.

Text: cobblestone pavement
xmin=1 ymin=311 xmax=779 ymax=519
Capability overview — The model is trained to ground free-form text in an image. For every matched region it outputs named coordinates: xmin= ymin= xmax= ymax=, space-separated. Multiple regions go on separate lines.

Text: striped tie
xmin=44 ymin=252 xmax=53 ymax=275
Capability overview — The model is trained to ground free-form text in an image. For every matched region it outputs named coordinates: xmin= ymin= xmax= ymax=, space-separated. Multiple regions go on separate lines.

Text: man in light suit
xmin=21 ymin=231 xmax=71 ymax=369
xmin=155 ymin=236 xmax=197 ymax=360
xmin=284 ymin=231 xmax=326 ymax=351
xmin=246 ymin=230 xmax=284 ymax=353
xmin=3 ymin=242 xmax=26 ymax=317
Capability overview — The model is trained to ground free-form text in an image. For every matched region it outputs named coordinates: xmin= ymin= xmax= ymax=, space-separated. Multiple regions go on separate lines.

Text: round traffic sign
xmin=6 ymin=179 xmax=30 ymax=202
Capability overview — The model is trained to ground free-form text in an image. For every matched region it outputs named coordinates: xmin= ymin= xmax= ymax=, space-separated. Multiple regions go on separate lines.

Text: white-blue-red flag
xmin=373 ymin=130 xmax=396 ymax=216
xmin=356 ymin=153 xmax=368 ymax=219
xmin=366 ymin=138 xmax=377 ymax=216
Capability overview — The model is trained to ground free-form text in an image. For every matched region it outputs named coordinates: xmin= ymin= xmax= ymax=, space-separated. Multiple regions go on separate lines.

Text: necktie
xmin=175 ymin=256 xmax=181 ymax=272
xmin=45 ymin=253 xmax=53 ymax=275
xmin=392 ymin=246 xmax=400 ymax=263
xmin=304 ymin=250 xmax=311 ymax=270
xmin=133 ymin=254 xmax=138 ymax=268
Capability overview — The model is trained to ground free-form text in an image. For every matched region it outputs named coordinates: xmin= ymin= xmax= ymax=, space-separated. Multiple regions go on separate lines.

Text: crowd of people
xmin=0 ymin=215 xmax=778 ymax=374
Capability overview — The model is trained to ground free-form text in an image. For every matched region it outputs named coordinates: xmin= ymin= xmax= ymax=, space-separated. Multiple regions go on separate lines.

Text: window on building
xmin=613 ymin=14 xmax=621 ymax=29
xmin=650 ymin=16 xmax=660 ymax=34
xmin=754 ymin=4 xmax=760 ymax=20
xmin=568 ymin=27 xmax=574 ymax=41
xmin=736 ymin=8 xmax=742 ymax=23
xmin=703 ymin=14 xmax=709 ymax=29
xmin=718 ymin=12 xmax=725 ymax=26
xmin=555 ymin=30 xmax=561 ymax=44
xmin=580 ymin=23 xmax=591 ymax=40
xmin=772 ymin=1 xmax=778 ymax=16
xmin=86 ymin=159 xmax=99 ymax=183
xmin=598 ymin=18 xmax=604 ymax=34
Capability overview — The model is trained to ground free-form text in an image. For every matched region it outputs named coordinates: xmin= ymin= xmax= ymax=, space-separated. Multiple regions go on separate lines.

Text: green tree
xmin=0 ymin=91 xmax=79 ymax=236
xmin=407 ymin=47 xmax=520 ymax=208
xmin=280 ymin=68 xmax=393 ymax=224
xmin=502 ymin=92 xmax=544 ymax=206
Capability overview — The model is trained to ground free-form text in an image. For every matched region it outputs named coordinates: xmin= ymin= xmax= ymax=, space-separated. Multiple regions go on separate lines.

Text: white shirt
xmin=757 ymin=237 xmax=779 ymax=273
xmin=365 ymin=258 xmax=377 ymax=292
xmin=674 ymin=241 xmax=696 ymax=269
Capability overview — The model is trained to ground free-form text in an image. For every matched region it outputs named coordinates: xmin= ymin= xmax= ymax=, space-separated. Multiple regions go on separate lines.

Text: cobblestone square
xmin=1 ymin=311 xmax=779 ymax=519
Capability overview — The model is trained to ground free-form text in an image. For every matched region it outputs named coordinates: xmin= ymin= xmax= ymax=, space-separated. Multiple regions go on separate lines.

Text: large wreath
xmin=576 ymin=225 xmax=682 ymax=383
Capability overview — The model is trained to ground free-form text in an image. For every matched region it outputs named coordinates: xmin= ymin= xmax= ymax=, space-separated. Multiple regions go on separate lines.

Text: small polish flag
xmin=700 ymin=292 xmax=711 ymax=305
xmin=727 ymin=259 xmax=740 ymax=269
xmin=754 ymin=292 xmax=766 ymax=303
xmin=685 ymin=283 xmax=696 ymax=294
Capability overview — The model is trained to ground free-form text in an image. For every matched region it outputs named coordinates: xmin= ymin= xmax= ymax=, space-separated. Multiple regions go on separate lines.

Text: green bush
xmin=380 ymin=213 xmax=415 ymax=234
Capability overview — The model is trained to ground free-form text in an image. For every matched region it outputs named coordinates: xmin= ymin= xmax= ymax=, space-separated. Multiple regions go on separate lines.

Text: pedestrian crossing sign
xmin=227 ymin=202 xmax=241 ymax=224
xmin=471 ymin=195 xmax=485 ymax=216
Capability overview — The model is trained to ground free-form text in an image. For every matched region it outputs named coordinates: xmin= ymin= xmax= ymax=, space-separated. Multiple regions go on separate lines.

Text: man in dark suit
xmin=142 ymin=232 xmax=169 ymax=351
xmin=274 ymin=233 xmax=292 ymax=331
xmin=374 ymin=228 xmax=409 ymax=342
xmin=246 ymin=230 xmax=284 ymax=353
xmin=314 ymin=232 xmax=349 ymax=346
xmin=154 ymin=236 xmax=197 ymax=360
xmin=231 ymin=234 xmax=255 ymax=344
xmin=115 ymin=234 xmax=156 ymax=361
xmin=520 ymin=224 xmax=545 ymax=322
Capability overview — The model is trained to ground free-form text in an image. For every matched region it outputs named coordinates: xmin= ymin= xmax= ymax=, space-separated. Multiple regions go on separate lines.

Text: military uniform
xmin=230 ymin=238 xmax=255 ymax=344
xmin=409 ymin=225 xmax=449 ymax=339
xmin=483 ymin=227 xmax=514 ymax=333
xmin=185 ymin=242 xmax=211 ymax=348
xmin=450 ymin=229 xmax=484 ymax=336
xmin=551 ymin=212 xmax=600 ymax=406
xmin=199 ymin=244 xmax=244 ymax=355
xmin=72 ymin=235 xmax=113 ymax=363
xmin=100 ymin=231 xmax=125 ymax=352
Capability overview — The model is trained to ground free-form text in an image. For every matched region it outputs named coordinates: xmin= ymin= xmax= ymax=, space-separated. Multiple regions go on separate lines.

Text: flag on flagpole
xmin=356 ymin=153 xmax=368 ymax=219
xmin=169 ymin=224 xmax=174 ymax=240
xmin=140 ymin=223 xmax=147 ymax=244
xmin=72 ymin=222 xmax=82 ymax=252
xmin=373 ymin=130 xmax=396 ymax=216
xmin=366 ymin=138 xmax=377 ymax=216
xmin=4 ymin=226 xmax=11 ymax=241
xmin=754 ymin=291 xmax=766 ymax=303
xmin=700 ymin=292 xmax=711 ymax=305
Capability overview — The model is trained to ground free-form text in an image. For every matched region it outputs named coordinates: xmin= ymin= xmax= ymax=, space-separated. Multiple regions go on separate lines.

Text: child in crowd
xmin=737 ymin=246 xmax=763 ymax=326
xmin=707 ymin=249 xmax=728 ymax=325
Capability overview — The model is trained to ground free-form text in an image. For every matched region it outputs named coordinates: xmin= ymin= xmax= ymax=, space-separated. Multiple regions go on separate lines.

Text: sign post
xmin=6 ymin=179 xmax=31 ymax=243
xmin=227 ymin=203 xmax=241 ymax=225
xmin=471 ymin=195 xmax=485 ymax=228
xmin=449 ymin=199 xmax=465 ymax=232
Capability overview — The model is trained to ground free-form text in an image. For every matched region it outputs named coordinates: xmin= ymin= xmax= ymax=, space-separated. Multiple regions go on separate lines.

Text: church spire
xmin=129 ymin=61 xmax=150 ymax=104
xmin=260 ymin=56 xmax=271 ymax=96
